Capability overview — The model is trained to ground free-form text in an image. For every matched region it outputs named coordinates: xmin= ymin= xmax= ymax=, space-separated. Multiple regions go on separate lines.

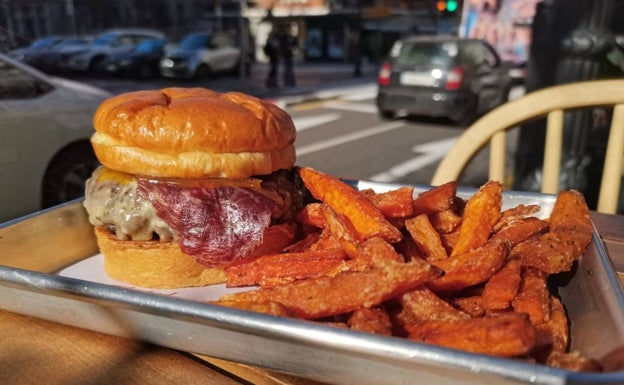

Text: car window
xmin=117 ymin=36 xmax=135 ymax=46
xmin=463 ymin=42 xmax=499 ymax=67
xmin=179 ymin=34 xmax=211 ymax=50
xmin=212 ymin=34 xmax=235 ymax=48
xmin=482 ymin=44 xmax=500 ymax=67
xmin=134 ymin=39 xmax=164 ymax=53
xmin=0 ymin=59 xmax=52 ymax=99
xmin=30 ymin=37 xmax=59 ymax=49
xmin=92 ymin=33 xmax=117 ymax=46
xmin=397 ymin=42 xmax=456 ymax=67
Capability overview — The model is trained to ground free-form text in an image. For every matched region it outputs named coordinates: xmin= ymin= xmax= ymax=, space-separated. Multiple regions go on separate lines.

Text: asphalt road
xmin=285 ymin=88 xmax=519 ymax=189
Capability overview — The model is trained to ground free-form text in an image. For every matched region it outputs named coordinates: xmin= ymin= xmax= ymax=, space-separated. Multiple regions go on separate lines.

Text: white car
xmin=0 ymin=53 xmax=112 ymax=223
xmin=63 ymin=28 xmax=164 ymax=73
xmin=159 ymin=33 xmax=242 ymax=79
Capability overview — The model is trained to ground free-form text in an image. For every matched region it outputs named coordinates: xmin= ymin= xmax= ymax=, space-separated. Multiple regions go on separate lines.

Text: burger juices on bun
xmin=83 ymin=87 xmax=304 ymax=288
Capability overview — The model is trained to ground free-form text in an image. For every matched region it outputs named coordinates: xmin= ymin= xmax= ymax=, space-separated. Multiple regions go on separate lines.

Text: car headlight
xmin=161 ymin=58 xmax=174 ymax=68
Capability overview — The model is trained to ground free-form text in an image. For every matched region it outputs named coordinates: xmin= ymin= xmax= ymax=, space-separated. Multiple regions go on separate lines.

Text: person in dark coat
xmin=276 ymin=23 xmax=297 ymax=87
xmin=264 ymin=30 xmax=280 ymax=88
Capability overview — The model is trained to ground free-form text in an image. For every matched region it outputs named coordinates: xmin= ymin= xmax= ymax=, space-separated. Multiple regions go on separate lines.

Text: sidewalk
xmin=207 ymin=60 xmax=379 ymax=106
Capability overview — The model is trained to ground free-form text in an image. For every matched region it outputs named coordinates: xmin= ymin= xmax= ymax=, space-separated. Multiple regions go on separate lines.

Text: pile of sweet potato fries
xmin=215 ymin=166 xmax=601 ymax=371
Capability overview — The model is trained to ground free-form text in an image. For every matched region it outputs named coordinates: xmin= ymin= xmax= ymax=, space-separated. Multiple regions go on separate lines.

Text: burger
xmin=83 ymin=87 xmax=304 ymax=289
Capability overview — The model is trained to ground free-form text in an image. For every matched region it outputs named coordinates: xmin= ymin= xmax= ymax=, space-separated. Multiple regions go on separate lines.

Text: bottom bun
xmin=94 ymin=226 xmax=226 ymax=289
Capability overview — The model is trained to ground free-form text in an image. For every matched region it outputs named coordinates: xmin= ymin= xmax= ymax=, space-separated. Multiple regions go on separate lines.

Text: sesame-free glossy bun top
xmin=90 ymin=87 xmax=296 ymax=178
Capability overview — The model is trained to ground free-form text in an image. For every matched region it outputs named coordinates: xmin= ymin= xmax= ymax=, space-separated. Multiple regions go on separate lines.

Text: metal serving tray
xmin=0 ymin=182 xmax=623 ymax=385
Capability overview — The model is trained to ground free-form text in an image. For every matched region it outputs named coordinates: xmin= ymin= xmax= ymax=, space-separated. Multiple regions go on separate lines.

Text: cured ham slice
xmin=139 ymin=181 xmax=277 ymax=267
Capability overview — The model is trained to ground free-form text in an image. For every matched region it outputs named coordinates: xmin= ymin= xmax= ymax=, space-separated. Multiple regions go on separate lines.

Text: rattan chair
xmin=431 ymin=79 xmax=624 ymax=214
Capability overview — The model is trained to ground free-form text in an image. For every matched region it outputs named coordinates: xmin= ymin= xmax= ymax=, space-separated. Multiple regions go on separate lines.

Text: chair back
xmin=431 ymin=79 xmax=624 ymax=214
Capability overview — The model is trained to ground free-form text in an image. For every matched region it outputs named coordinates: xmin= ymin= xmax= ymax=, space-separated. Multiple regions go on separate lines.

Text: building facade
xmin=0 ymin=0 xmax=460 ymax=62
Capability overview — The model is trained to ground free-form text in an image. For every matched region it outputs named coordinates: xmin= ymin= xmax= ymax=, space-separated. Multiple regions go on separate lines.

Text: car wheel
xmin=41 ymin=141 xmax=100 ymax=209
xmin=89 ymin=56 xmax=107 ymax=76
xmin=455 ymin=95 xmax=478 ymax=127
xmin=138 ymin=63 xmax=155 ymax=80
xmin=378 ymin=109 xmax=395 ymax=120
xmin=195 ymin=64 xmax=212 ymax=80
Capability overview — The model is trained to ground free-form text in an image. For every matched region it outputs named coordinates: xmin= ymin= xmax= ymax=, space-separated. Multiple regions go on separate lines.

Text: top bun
xmin=91 ymin=87 xmax=296 ymax=178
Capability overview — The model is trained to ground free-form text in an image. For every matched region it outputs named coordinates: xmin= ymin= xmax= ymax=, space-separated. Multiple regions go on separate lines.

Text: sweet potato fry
xmin=214 ymin=300 xmax=296 ymax=317
xmin=352 ymin=236 xmax=404 ymax=268
xmin=395 ymin=237 xmax=425 ymax=261
xmin=295 ymin=203 xmax=325 ymax=228
xmin=361 ymin=186 xmax=415 ymax=218
xmin=481 ymin=259 xmax=522 ymax=310
xmin=546 ymin=351 xmax=603 ymax=372
xmin=511 ymin=267 xmax=551 ymax=325
xmin=406 ymin=313 xmax=536 ymax=357
xmin=440 ymin=231 xmax=459 ymax=254
xmin=428 ymin=240 xmax=509 ymax=294
xmin=429 ymin=209 xmax=463 ymax=234
xmin=397 ymin=286 xmax=470 ymax=325
xmin=405 ymin=214 xmax=448 ymax=261
xmin=493 ymin=204 xmax=541 ymax=232
xmin=220 ymin=260 xmax=442 ymax=319
xmin=490 ymin=217 xmax=548 ymax=248
xmin=549 ymin=190 xmax=592 ymax=232
xmin=225 ymin=248 xmax=347 ymax=287
xmin=413 ymin=181 xmax=458 ymax=215
xmin=451 ymin=181 xmax=503 ymax=256
xmin=533 ymin=296 xmax=569 ymax=362
xmin=348 ymin=307 xmax=393 ymax=335
xmin=248 ymin=222 xmax=298 ymax=259
xmin=309 ymin=226 xmax=342 ymax=251
xmin=512 ymin=190 xmax=593 ymax=274
xmin=283 ymin=232 xmax=321 ymax=253
xmin=320 ymin=205 xmax=361 ymax=259
xmin=451 ymin=295 xmax=485 ymax=318
xmin=298 ymin=167 xmax=402 ymax=242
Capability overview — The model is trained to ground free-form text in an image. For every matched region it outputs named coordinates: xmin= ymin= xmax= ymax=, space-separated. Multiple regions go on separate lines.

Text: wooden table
xmin=0 ymin=211 xmax=622 ymax=385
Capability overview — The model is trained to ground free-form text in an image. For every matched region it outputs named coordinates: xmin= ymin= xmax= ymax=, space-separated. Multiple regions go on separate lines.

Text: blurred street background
xmin=0 ymin=0 xmax=623 ymax=221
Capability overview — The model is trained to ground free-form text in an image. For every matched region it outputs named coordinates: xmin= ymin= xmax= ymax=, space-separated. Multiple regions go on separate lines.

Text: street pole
xmin=238 ymin=0 xmax=249 ymax=79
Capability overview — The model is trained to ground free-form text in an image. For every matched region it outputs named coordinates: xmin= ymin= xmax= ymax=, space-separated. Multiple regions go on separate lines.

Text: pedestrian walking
xmin=264 ymin=30 xmax=280 ymax=88
xmin=276 ymin=23 xmax=297 ymax=87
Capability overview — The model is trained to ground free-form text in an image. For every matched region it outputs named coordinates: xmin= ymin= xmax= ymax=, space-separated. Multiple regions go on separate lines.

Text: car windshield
xmin=179 ymin=34 xmax=210 ymax=50
xmin=397 ymin=41 xmax=457 ymax=67
xmin=134 ymin=40 xmax=163 ymax=53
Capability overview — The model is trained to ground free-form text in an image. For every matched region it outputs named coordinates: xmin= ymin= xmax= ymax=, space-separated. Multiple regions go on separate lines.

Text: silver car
xmin=376 ymin=36 xmax=512 ymax=124
xmin=0 ymin=53 xmax=112 ymax=222
xmin=159 ymin=33 xmax=241 ymax=79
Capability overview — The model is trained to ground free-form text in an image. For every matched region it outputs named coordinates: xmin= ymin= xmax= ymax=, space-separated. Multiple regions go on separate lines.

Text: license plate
xmin=399 ymin=71 xmax=436 ymax=86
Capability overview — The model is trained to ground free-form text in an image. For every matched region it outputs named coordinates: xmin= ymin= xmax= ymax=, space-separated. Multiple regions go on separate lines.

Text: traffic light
xmin=436 ymin=0 xmax=458 ymax=14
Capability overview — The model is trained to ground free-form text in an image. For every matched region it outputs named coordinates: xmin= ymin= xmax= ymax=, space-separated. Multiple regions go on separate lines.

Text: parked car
xmin=21 ymin=36 xmax=92 ymax=74
xmin=0 ymin=53 xmax=112 ymax=222
xmin=102 ymin=38 xmax=166 ymax=79
xmin=7 ymin=36 xmax=64 ymax=61
xmin=376 ymin=36 xmax=513 ymax=123
xmin=159 ymin=33 xmax=241 ymax=79
xmin=62 ymin=28 xmax=164 ymax=74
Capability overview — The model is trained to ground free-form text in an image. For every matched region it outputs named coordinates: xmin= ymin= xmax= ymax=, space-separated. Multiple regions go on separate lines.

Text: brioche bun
xmin=91 ymin=87 xmax=296 ymax=178
xmin=95 ymin=226 xmax=227 ymax=289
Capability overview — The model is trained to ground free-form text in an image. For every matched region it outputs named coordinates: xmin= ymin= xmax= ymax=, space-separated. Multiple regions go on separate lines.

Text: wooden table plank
xmin=0 ymin=309 xmax=247 ymax=385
